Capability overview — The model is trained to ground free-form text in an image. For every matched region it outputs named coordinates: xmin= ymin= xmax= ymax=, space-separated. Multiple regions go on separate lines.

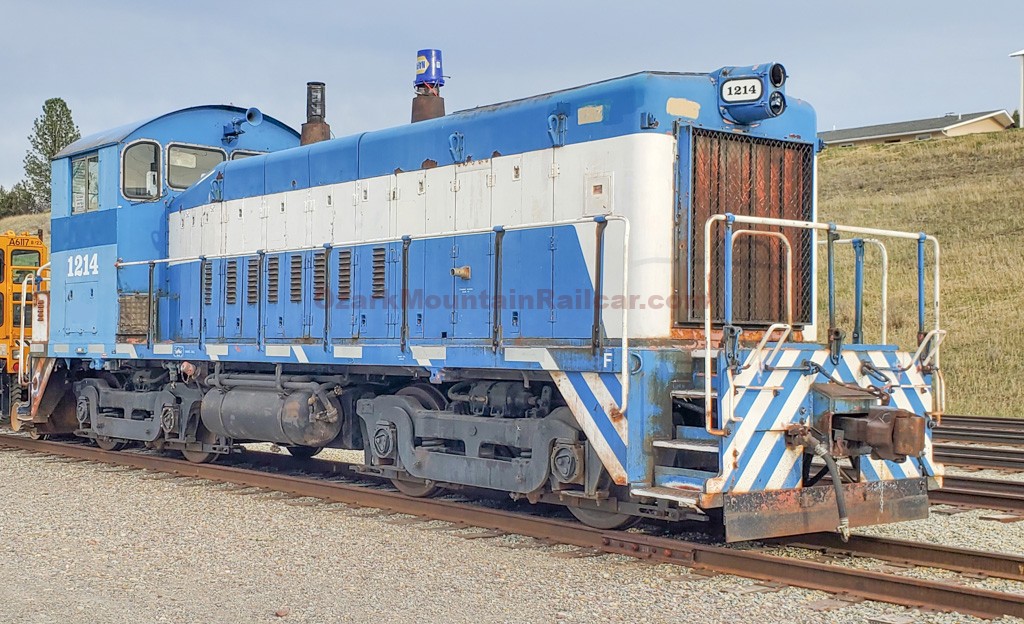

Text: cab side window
xmin=0 ymin=250 xmax=5 ymax=284
xmin=168 ymin=145 xmax=226 ymax=189
xmin=123 ymin=141 xmax=161 ymax=201
xmin=71 ymin=154 xmax=99 ymax=213
xmin=12 ymin=249 xmax=41 ymax=286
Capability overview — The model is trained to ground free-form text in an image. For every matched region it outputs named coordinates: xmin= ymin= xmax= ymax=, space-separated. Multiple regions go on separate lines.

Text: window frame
xmin=71 ymin=152 xmax=100 ymax=214
xmin=121 ymin=139 xmax=163 ymax=202
xmin=10 ymin=249 xmax=41 ymax=268
xmin=231 ymin=150 xmax=265 ymax=160
xmin=166 ymin=142 xmax=227 ymax=190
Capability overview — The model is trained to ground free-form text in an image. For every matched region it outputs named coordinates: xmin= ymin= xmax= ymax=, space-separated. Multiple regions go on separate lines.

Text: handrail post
xmin=917 ymin=233 xmax=927 ymax=345
xmin=852 ymin=238 xmax=865 ymax=344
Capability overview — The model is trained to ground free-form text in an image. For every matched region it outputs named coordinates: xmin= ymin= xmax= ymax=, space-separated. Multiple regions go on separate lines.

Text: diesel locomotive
xmin=14 ymin=51 xmax=946 ymax=541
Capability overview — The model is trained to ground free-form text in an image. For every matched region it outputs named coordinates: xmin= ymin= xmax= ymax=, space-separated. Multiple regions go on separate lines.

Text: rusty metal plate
xmin=723 ymin=478 xmax=929 ymax=542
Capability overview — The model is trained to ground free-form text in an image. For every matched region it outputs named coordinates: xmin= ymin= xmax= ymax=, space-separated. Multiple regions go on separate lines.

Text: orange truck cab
xmin=0 ymin=230 xmax=47 ymax=419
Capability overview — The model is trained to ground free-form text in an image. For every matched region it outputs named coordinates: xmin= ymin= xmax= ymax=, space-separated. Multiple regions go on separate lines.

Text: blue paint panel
xmin=222 ymin=156 xmax=266 ymax=202
xmin=51 ymin=211 xmax=117 ymax=253
xmin=551 ymin=225 xmax=594 ymax=339
xmin=97 ymin=145 xmax=119 ymax=211
xmin=410 ymin=237 xmax=453 ymax=340
xmin=329 ymin=246 xmax=359 ymax=340
xmin=265 ymin=149 xmax=309 ymax=195
xmin=499 ymin=228 xmax=552 ymax=339
xmin=354 ymin=244 xmax=394 ymax=339
xmin=201 ymin=259 xmax=223 ymax=341
xmin=48 ymin=245 xmax=120 ymax=347
xmin=308 ymin=136 xmax=360 ymax=187
xmin=169 ymin=263 xmax=200 ymax=341
xmin=453 ymin=233 xmax=493 ymax=339
xmin=51 ymin=160 xmax=70 ymax=218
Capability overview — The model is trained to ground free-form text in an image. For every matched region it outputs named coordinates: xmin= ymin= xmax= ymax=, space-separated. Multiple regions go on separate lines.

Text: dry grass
xmin=0 ymin=212 xmax=49 ymax=244
xmin=818 ymin=129 xmax=1024 ymax=416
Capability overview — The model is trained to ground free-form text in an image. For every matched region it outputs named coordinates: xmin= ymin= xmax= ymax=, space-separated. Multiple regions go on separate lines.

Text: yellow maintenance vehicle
xmin=0 ymin=229 xmax=47 ymax=420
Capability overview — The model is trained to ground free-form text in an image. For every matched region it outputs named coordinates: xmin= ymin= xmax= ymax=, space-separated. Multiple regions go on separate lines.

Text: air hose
xmin=800 ymin=433 xmax=850 ymax=542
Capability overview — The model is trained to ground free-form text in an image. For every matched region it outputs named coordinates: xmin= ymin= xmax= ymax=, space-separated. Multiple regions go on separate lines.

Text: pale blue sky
xmin=0 ymin=0 xmax=1020 ymax=188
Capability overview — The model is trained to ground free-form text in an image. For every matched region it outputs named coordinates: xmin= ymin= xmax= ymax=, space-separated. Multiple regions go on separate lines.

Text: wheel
xmin=286 ymin=446 xmax=323 ymax=459
xmin=388 ymin=383 xmax=446 ymax=498
xmin=95 ymin=436 xmax=127 ymax=451
xmin=391 ymin=478 xmax=442 ymax=498
xmin=548 ymin=407 xmax=640 ymax=531
xmin=567 ymin=505 xmax=639 ymax=530
xmin=181 ymin=422 xmax=219 ymax=464
xmin=395 ymin=383 xmax=448 ymax=410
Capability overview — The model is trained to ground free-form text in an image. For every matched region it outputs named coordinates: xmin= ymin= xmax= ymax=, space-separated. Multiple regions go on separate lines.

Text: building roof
xmin=819 ymin=110 xmax=1013 ymax=144
xmin=1011 ymin=48 xmax=1024 ymax=57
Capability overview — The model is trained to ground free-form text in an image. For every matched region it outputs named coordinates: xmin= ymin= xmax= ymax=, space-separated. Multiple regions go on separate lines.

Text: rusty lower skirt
xmin=722 ymin=478 xmax=929 ymax=542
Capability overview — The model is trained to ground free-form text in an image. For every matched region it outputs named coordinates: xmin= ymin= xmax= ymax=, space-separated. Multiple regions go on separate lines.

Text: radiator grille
xmin=313 ymin=251 xmax=327 ymax=302
xmin=371 ymin=247 xmax=386 ymax=298
xmin=685 ymin=129 xmax=814 ymax=326
xmin=290 ymin=254 xmax=303 ymax=303
xmin=202 ymin=262 xmax=213 ymax=306
xmin=267 ymin=256 xmax=280 ymax=304
xmin=225 ymin=260 xmax=238 ymax=305
xmin=247 ymin=258 xmax=259 ymax=304
xmin=337 ymin=249 xmax=352 ymax=300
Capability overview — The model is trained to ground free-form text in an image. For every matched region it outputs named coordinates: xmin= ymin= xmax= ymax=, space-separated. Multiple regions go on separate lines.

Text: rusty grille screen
xmin=684 ymin=129 xmax=814 ymax=326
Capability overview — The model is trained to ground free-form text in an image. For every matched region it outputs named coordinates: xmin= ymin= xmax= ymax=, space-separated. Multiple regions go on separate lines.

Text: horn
xmin=245 ymin=107 xmax=263 ymax=126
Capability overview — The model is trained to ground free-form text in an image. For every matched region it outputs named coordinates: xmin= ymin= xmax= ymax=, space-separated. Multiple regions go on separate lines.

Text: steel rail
xmin=778 ymin=532 xmax=1024 ymax=582
xmin=934 ymin=444 xmax=1024 ymax=470
xmin=2 ymin=435 xmax=1023 ymax=619
xmin=932 ymin=476 xmax=1024 ymax=513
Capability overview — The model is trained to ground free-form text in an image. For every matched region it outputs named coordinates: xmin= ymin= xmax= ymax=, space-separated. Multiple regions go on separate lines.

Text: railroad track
xmin=933 ymin=475 xmax=1024 ymax=513
xmin=935 ymin=415 xmax=1024 ymax=446
xmin=934 ymin=443 xmax=1024 ymax=471
xmin=1 ymin=435 xmax=1023 ymax=619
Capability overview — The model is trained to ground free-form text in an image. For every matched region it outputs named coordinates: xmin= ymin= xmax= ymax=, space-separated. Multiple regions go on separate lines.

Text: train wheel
xmin=286 ymin=446 xmax=323 ymax=459
xmin=95 ymin=436 xmax=127 ymax=452
xmin=567 ymin=504 xmax=639 ymax=530
xmin=548 ymin=407 xmax=639 ymax=530
xmin=181 ymin=423 xmax=218 ymax=464
xmin=391 ymin=478 xmax=441 ymax=498
xmin=388 ymin=383 xmax=446 ymax=498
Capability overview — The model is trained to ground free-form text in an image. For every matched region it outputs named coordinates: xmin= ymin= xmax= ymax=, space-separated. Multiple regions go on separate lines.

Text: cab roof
xmin=54 ymin=105 xmax=298 ymax=160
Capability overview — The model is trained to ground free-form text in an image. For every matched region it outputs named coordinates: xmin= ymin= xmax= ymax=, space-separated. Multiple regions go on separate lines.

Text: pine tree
xmin=23 ymin=98 xmax=80 ymax=211
xmin=0 ymin=182 xmax=34 ymax=218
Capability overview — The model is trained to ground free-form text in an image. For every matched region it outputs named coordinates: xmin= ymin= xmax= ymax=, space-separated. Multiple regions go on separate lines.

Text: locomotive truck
xmin=13 ymin=52 xmax=945 ymax=541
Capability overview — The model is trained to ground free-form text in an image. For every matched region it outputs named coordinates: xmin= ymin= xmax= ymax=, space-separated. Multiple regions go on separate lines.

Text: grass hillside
xmin=0 ymin=212 xmax=48 ymax=244
xmin=818 ymin=129 xmax=1024 ymax=417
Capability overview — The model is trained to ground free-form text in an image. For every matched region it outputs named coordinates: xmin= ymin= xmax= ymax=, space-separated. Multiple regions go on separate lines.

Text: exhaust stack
xmin=411 ymin=49 xmax=445 ymax=123
xmin=300 ymin=82 xmax=331 ymax=145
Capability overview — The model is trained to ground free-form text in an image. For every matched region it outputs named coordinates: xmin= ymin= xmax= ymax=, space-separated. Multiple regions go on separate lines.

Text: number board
xmin=721 ymin=78 xmax=763 ymax=103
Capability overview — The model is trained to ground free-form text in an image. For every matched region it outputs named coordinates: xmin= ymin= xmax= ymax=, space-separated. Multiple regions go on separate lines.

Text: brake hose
xmin=799 ymin=433 xmax=850 ymax=542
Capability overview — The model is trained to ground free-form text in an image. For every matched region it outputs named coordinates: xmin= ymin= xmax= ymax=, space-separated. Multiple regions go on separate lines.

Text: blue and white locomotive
xmin=20 ymin=52 xmax=946 ymax=541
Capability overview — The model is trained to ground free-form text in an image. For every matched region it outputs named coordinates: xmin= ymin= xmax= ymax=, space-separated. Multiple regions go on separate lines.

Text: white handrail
xmin=703 ymin=213 xmax=942 ymax=436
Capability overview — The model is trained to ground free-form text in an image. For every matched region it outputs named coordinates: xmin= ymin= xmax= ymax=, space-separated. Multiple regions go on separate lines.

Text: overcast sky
xmin=0 ymin=0 xmax=1020 ymax=188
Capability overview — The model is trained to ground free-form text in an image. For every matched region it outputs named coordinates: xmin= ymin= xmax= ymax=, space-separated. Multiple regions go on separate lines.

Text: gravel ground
xmin=0 ymin=449 xmax=1021 ymax=624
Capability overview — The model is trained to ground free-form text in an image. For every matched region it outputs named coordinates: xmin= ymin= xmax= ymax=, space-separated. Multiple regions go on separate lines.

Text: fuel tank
xmin=201 ymin=387 xmax=342 ymax=447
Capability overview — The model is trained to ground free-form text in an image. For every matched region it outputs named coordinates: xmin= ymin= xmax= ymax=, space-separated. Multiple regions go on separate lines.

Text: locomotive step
xmin=630 ymin=486 xmax=700 ymax=507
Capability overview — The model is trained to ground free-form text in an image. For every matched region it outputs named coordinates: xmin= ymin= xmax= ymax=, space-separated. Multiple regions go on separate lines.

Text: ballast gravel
xmin=0 ymin=448 xmax=1021 ymax=624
